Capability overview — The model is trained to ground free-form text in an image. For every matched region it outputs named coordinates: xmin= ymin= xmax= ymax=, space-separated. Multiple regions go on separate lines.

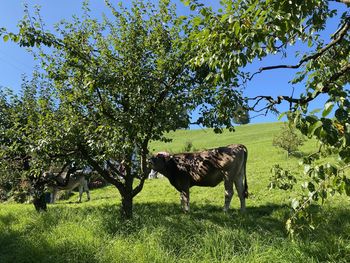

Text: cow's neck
xmin=160 ymin=159 xmax=177 ymax=179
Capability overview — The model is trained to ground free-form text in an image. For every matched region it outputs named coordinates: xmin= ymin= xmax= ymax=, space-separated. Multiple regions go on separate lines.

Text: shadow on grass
xmin=0 ymin=212 xmax=18 ymax=226
xmin=0 ymin=208 xmax=102 ymax=263
xmin=97 ymin=202 xmax=350 ymax=261
xmin=296 ymin=207 xmax=350 ymax=262
xmin=0 ymin=229 xmax=98 ymax=263
xmin=1 ymin=202 xmax=349 ymax=262
xmin=98 ymin=202 xmax=289 ymax=237
xmin=289 ymin=151 xmax=308 ymax=158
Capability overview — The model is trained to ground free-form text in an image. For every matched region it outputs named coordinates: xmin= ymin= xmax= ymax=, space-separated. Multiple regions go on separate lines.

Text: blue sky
xmin=0 ymin=0 xmax=347 ymax=124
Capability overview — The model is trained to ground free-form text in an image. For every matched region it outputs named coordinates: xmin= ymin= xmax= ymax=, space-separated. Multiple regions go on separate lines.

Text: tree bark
xmin=120 ymin=169 xmax=134 ymax=219
xmin=33 ymin=193 xmax=47 ymax=212
xmin=121 ymin=192 xmax=133 ymax=219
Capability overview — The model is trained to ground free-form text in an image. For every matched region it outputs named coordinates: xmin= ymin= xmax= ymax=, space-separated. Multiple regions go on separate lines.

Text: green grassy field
xmin=1 ymin=122 xmax=350 ymax=263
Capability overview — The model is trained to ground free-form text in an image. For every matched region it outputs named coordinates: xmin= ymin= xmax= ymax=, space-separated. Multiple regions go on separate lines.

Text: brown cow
xmin=149 ymin=144 xmax=248 ymax=213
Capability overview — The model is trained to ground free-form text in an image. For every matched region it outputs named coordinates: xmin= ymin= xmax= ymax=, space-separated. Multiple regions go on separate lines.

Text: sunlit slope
xmin=148 ymin=122 xmax=319 ymax=206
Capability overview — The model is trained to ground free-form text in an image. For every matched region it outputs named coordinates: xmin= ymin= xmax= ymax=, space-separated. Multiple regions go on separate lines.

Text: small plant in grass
xmin=273 ymin=123 xmax=305 ymax=157
xmin=183 ymin=141 xmax=196 ymax=152
xmin=269 ymin=164 xmax=297 ymax=190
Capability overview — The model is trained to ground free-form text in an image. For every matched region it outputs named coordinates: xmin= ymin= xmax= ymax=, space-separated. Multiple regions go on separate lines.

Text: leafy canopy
xmin=0 ymin=0 xmax=248 ymax=216
xmin=182 ymin=0 xmax=350 ymax=234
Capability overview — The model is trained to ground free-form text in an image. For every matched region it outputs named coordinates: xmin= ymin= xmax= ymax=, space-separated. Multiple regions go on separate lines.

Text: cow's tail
xmin=243 ymin=145 xmax=248 ymax=199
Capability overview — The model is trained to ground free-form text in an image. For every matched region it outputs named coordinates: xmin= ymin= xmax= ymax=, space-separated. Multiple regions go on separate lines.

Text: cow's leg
xmin=180 ymin=189 xmax=190 ymax=213
xmin=86 ymin=189 xmax=90 ymax=201
xmin=78 ymin=185 xmax=83 ymax=203
xmin=66 ymin=190 xmax=72 ymax=200
xmin=51 ymin=189 xmax=57 ymax=204
xmin=224 ymin=179 xmax=234 ymax=212
xmin=84 ymin=180 xmax=90 ymax=201
xmin=234 ymin=172 xmax=246 ymax=213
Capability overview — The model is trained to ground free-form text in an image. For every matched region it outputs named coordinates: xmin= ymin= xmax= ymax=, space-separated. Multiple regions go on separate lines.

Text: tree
xmin=181 ymin=0 xmax=350 ymax=233
xmin=2 ymin=0 xmax=348 ymax=228
xmin=0 ymin=74 xmax=62 ymax=210
xmin=273 ymin=123 xmax=305 ymax=157
xmin=0 ymin=89 xmax=19 ymax=202
xmin=2 ymin=0 xmax=243 ymax=218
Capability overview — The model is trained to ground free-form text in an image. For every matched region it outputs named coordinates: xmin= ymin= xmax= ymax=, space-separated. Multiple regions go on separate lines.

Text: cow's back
xmin=172 ymin=144 xmax=246 ymax=187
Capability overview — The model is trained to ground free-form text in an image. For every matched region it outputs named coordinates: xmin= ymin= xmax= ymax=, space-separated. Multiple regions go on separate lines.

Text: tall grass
xmin=1 ymin=122 xmax=350 ymax=263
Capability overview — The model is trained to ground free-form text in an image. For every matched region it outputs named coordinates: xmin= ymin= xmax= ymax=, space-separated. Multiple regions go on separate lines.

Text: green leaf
xmin=233 ymin=21 xmax=240 ymax=36
xmin=307 ymin=182 xmax=315 ymax=192
xmin=291 ymin=199 xmax=299 ymax=210
xmin=322 ymin=101 xmax=334 ymax=117
xmin=277 ymin=112 xmax=287 ymax=121
xmin=182 ymin=0 xmax=190 ymax=6
xmin=310 ymin=108 xmax=321 ymax=115
xmin=228 ymin=15 xmax=234 ymax=24
xmin=246 ymin=2 xmax=257 ymax=13
xmin=3 ymin=35 xmax=9 ymax=42
xmin=308 ymin=120 xmax=322 ymax=136
xmin=304 ymin=165 xmax=312 ymax=174
xmin=345 ymin=179 xmax=350 ymax=196
xmin=335 ymin=108 xmax=348 ymax=122
xmin=192 ymin=16 xmax=201 ymax=26
xmin=308 ymin=38 xmax=313 ymax=47
xmin=256 ymin=13 xmax=265 ymax=25
xmin=220 ymin=14 xmax=229 ymax=23
xmin=200 ymin=8 xmax=207 ymax=17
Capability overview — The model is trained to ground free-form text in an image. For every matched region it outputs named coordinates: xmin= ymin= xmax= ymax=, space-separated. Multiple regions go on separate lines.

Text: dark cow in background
xmin=149 ymin=144 xmax=248 ymax=213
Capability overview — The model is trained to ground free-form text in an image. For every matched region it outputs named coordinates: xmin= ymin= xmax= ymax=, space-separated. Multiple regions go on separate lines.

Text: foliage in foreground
xmin=183 ymin=0 xmax=350 ymax=233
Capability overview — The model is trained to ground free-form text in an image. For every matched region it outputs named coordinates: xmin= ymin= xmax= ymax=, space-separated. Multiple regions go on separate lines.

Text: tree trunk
xmin=121 ymin=193 xmax=133 ymax=219
xmin=33 ymin=193 xmax=47 ymax=212
xmin=120 ymin=171 xmax=134 ymax=219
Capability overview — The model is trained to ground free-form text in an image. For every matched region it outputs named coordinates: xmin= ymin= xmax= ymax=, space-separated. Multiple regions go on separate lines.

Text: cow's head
xmin=149 ymin=152 xmax=171 ymax=172
xmin=42 ymin=171 xmax=55 ymax=182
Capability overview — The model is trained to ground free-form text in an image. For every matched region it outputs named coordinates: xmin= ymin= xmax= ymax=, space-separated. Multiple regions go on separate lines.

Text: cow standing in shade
xmin=149 ymin=144 xmax=248 ymax=213
xmin=45 ymin=169 xmax=90 ymax=203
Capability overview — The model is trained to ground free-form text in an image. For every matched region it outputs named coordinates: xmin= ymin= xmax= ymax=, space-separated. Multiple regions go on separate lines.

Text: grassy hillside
xmin=150 ymin=123 xmax=317 ymax=206
xmin=1 ymin=122 xmax=350 ymax=263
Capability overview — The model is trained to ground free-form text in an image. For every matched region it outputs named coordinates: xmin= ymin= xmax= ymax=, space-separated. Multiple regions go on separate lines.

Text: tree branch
xmin=53 ymin=163 xmax=77 ymax=187
xmin=132 ymin=176 xmax=146 ymax=197
xmin=47 ymin=150 xmax=78 ymax=159
xmin=248 ymin=63 xmax=350 ymax=110
xmin=78 ymin=143 xmax=125 ymax=193
xmin=106 ymin=160 xmax=125 ymax=179
xmin=248 ymin=17 xmax=350 ymax=81
xmin=331 ymin=0 xmax=350 ymax=6
xmin=132 ymin=140 xmax=149 ymax=197
xmin=95 ymin=86 xmax=119 ymax=122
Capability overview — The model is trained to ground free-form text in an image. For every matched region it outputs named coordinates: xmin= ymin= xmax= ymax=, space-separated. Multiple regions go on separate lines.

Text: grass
xmin=1 ymin=122 xmax=350 ymax=263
